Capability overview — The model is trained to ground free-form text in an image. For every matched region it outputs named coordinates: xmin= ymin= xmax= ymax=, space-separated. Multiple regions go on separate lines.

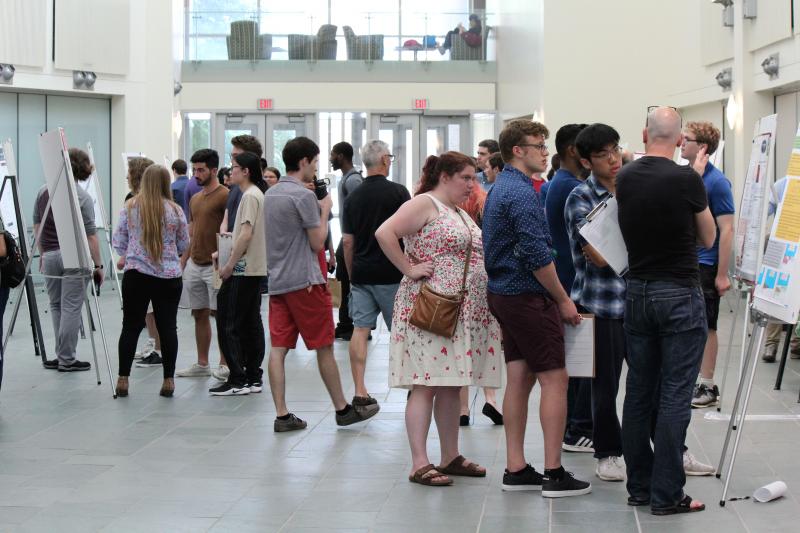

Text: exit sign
xmin=413 ymin=98 xmax=429 ymax=109
xmin=258 ymin=98 xmax=273 ymax=110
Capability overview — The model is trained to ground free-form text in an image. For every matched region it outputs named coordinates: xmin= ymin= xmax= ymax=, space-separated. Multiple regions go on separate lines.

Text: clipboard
xmin=213 ymin=233 xmax=234 ymax=290
xmin=565 ymin=315 xmax=595 ymax=378
xmin=578 ymin=195 xmax=629 ymax=277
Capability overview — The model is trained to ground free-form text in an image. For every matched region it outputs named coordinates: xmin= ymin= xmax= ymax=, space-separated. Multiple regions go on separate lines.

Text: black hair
xmin=234 ymin=151 xmax=267 ymax=192
xmin=478 ymin=139 xmax=499 ymax=154
xmin=190 ymin=148 xmax=219 ymax=171
xmin=468 ymin=14 xmax=482 ymax=32
xmin=331 ymin=141 xmax=354 ymax=162
xmin=171 ymin=159 xmax=187 ymax=175
xmin=575 ymin=123 xmax=621 ymax=160
xmin=217 ymin=167 xmax=230 ymax=185
xmin=260 ymin=158 xmax=268 ymax=171
xmin=282 ymin=136 xmax=320 ymax=172
xmin=488 ymin=152 xmax=504 ymax=171
xmin=555 ymin=124 xmax=588 ymax=158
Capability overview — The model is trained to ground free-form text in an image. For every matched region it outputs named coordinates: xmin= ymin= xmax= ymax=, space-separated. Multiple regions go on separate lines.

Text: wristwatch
xmin=94 ymin=264 xmax=103 ymax=269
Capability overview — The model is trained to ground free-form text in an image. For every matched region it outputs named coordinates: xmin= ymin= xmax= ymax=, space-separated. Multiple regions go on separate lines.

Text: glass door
xmin=421 ymin=114 xmax=471 ymax=161
xmin=266 ymin=114 xmax=316 ymax=175
xmin=215 ymin=113 xmax=266 ymax=167
xmin=369 ymin=113 xmax=420 ymax=192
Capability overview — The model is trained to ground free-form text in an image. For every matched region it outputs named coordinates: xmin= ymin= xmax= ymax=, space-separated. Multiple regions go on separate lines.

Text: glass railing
xmin=184 ymin=10 xmax=495 ymax=62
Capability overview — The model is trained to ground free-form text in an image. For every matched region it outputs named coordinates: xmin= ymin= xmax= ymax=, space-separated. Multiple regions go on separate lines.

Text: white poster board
xmin=753 ymin=177 xmax=800 ymax=324
xmin=0 ymin=141 xmax=19 ymax=239
xmin=578 ymin=196 xmax=629 ymax=277
xmin=734 ymin=114 xmax=777 ymax=282
xmin=79 ymin=143 xmax=106 ymax=229
xmin=38 ymin=129 xmax=93 ymax=271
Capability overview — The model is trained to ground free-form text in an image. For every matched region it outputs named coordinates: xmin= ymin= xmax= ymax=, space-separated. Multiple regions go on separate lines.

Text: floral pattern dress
xmin=389 ymin=193 xmax=502 ymax=389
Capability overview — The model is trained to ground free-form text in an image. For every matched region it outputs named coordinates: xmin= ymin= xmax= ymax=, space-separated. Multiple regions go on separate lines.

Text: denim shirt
xmin=483 ymin=164 xmax=553 ymax=295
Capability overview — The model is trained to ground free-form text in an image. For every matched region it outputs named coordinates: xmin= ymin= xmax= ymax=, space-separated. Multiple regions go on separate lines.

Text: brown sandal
xmin=116 ymin=377 xmax=129 ymax=398
xmin=408 ymin=464 xmax=453 ymax=486
xmin=437 ymin=455 xmax=486 ymax=477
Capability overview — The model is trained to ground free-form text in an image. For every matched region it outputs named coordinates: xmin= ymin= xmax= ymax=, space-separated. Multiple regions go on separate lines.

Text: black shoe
xmin=482 ymin=403 xmax=503 ymax=425
xmin=58 ymin=360 xmax=91 ymax=372
xmin=352 ymin=395 xmax=380 ymax=417
xmin=460 ymin=414 xmax=471 ymax=426
xmin=209 ymin=382 xmax=250 ymax=396
xmin=43 ymin=359 xmax=59 ymax=370
xmin=627 ymin=496 xmax=650 ymax=507
xmin=336 ymin=404 xmax=377 ymax=426
xmin=135 ymin=352 xmax=163 ymax=368
xmin=334 ymin=327 xmax=353 ymax=341
xmin=542 ymin=469 xmax=592 ymax=498
xmin=501 ymin=464 xmax=544 ymax=491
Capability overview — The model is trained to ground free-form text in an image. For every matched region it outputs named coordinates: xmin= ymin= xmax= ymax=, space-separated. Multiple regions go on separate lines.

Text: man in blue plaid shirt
xmin=564 ymin=123 xmax=627 ymax=483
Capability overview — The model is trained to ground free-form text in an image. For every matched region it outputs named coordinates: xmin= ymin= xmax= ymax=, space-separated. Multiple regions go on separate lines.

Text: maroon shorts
xmin=487 ymin=291 xmax=565 ymax=373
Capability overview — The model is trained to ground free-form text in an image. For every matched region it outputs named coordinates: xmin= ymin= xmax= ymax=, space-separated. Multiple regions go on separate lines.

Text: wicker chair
xmin=226 ymin=20 xmax=273 ymax=60
xmin=343 ymin=26 xmax=384 ymax=60
xmin=450 ymin=28 xmax=489 ymax=61
xmin=288 ymin=24 xmax=338 ymax=60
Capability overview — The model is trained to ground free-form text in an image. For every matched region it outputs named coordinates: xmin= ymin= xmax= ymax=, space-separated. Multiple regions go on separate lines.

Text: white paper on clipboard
xmin=578 ymin=196 xmax=629 ymax=276
xmin=217 ymin=233 xmax=233 ymax=268
xmin=565 ymin=315 xmax=595 ymax=377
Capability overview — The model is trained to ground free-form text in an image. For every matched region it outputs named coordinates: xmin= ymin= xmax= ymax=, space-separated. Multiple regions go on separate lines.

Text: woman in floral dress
xmin=376 ymin=152 xmax=502 ymax=487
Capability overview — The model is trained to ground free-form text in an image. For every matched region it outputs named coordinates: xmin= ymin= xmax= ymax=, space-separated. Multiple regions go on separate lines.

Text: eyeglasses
xmin=682 ymin=137 xmax=699 ymax=144
xmin=384 ymin=153 xmax=396 ymax=161
xmin=590 ymin=145 xmax=622 ymax=160
xmin=517 ymin=143 xmax=549 ymax=153
xmin=646 ymin=105 xmax=682 ymax=127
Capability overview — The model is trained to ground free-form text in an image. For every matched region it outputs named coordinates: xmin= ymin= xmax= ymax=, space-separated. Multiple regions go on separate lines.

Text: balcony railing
xmin=185 ymin=10 xmax=495 ymax=62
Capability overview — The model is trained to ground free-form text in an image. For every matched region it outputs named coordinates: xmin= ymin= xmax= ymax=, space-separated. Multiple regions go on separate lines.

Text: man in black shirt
xmin=616 ymin=106 xmax=715 ymax=515
xmin=341 ymin=140 xmax=410 ymax=416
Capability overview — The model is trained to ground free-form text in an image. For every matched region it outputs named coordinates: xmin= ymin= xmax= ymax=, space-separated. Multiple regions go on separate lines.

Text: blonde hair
xmin=127 ymin=165 xmax=178 ymax=264
xmin=127 ymin=157 xmax=155 ymax=194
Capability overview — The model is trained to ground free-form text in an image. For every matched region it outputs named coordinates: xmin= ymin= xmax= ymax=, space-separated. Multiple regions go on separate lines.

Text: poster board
xmin=753 ymin=176 xmax=800 ymax=324
xmin=0 ymin=140 xmax=19 ymax=239
xmin=735 ymin=114 xmax=777 ymax=282
xmin=578 ymin=196 xmax=629 ymax=276
xmin=79 ymin=143 xmax=106 ymax=229
xmin=38 ymin=129 xmax=93 ymax=271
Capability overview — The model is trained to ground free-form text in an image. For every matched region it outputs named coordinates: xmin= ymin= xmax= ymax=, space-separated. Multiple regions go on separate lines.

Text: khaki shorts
xmin=181 ymin=259 xmax=217 ymax=310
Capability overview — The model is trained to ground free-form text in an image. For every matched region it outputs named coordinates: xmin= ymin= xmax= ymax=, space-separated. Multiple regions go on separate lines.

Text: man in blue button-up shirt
xmin=483 ymin=119 xmax=590 ymax=497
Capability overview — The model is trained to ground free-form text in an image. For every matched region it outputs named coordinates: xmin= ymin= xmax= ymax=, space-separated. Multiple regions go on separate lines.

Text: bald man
xmin=616 ymin=107 xmax=716 ymax=515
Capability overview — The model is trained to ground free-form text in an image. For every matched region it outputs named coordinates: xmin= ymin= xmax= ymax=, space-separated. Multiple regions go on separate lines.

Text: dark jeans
xmin=592 ymin=317 xmax=626 ymax=459
xmin=0 ymin=285 xmax=10 ymax=391
xmin=118 ymin=270 xmax=182 ymax=378
xmin=335 ymin=244 xmax=353 ymax=334
xmin=621 ymin=279 xmax=707 ymax=510
xmin=566 ymin=377 xmax=593 ymax=440
xmin=216 ymin=275 xmax=265 ymax=387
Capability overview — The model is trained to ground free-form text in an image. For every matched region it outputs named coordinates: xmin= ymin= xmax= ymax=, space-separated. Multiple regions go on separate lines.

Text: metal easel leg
xmin=85 ymin=294 xmax=101 ymax=385
xmin=774 ymin=326 xmax=793 ymax=390
xmin=89 ymin=281 xmax=116 ymax=398
xmin=718 ymin=288 xmax=744 ymax=412
xmin=719 ymin=315 xmax=767 ymax=506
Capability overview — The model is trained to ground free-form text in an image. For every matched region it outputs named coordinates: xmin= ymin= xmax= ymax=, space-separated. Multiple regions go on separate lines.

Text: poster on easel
xmin=0 ymin=141 xmax=19 ymax=239
xmin=735 ymin=114 xmax=777 ymax=282
xmin=754 ymin=176 xmax=800 ymax=324
xmin=79 ymin=144 xmax=105 ymax=229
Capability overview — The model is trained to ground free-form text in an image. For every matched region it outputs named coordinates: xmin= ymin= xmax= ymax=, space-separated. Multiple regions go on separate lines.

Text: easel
xmin=0 ymin=140 xmax=48 ymax=362
xmin=716 ymin=279 xmax=751 ymax=411
xmin=5 ymin=129 xmax=115 ymax=397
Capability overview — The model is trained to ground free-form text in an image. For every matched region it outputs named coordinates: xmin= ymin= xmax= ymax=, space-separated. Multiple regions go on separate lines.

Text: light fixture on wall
xmin=172 ymin=112 xmax=183 ymax=139
xmin=173 ymin=80 xmax=183 ymax=96
xmin=0 ymin=64 xmax=16 ymax=84
xmin=716 ymin=67 xmax=733 ymax=90
xmin=726 ymin=94 xmax=739 ymax=129
xmin=743 ymin=0 xmax=757 ymax=19
xmin=711 ymin=0 xmax=734 ymax=27
xmin=761 ymin=53 xmax=779 ymax=78
xmin=73 ymin=70 xmax=96 ymax=90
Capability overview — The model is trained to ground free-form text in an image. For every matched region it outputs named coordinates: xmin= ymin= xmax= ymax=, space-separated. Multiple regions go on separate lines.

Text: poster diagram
xmin=735 ymin=114 xmax=777 ymax=282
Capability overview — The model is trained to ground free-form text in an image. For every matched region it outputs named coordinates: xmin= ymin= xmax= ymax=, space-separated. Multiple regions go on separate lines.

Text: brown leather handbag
xmin=409 ymin=208 xmax=472 ymax=338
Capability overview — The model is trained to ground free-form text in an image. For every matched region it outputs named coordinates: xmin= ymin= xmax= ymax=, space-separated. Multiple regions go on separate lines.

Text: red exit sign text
xmin=413 ymin=98 xmax=429 ymax=109
xmin=258 ymin=98 xmax=273 ymax=110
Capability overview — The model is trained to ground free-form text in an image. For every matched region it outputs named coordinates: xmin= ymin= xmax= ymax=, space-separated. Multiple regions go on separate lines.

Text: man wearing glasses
xmin=341 ymin=140 xmax=409 ymax=417
xmin=617 ymin=106 xmax=716 ymax=515
xmin=483 ymin=119 xmax=591 ymax=497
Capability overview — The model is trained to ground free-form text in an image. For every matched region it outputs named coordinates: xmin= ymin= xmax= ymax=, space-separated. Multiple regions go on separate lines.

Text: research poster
xmin=735 ymin=114 xmax=777 ymax=282
xmin=80 ymin=143 xmax=105 ymax=229
xmin=0 ymin=141 xmax=20 ymax=239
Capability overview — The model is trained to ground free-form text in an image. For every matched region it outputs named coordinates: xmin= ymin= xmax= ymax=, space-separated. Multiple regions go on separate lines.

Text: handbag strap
xmin=453 ymin=208 xmax=473 ymax=294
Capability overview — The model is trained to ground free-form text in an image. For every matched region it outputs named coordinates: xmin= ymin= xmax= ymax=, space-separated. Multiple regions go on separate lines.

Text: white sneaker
xmin=134 ymin=338 xmax=156 ymax=360
xmin=595 ymin=456 xmax=626 ymax=482
xmin=212 ymin=365 xmax=230 ymax=381
xmin=175 ymin=363 xmax=211 ymax=377
xmin=683 ymin=451 xmax=715 ymax=476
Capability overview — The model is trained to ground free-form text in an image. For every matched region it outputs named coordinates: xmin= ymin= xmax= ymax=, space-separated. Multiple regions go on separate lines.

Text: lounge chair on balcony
xmin=343 ymin=26 xmax=384 ymax=60
xmin=288 ymin=24 xmax=338 ymax=60
xmin=226 ymin=20 xmax=273 ymax=60
xmin=450 ymin=27 xmax=489 ymax=60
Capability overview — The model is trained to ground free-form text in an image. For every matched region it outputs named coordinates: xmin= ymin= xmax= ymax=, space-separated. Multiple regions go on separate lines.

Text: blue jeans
xmin=621 ymin=279 xmax=707 ymax=510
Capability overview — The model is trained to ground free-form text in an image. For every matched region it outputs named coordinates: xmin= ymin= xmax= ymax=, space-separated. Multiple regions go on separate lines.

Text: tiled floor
xmin=1 ymin=287 xmax=799 ymax=532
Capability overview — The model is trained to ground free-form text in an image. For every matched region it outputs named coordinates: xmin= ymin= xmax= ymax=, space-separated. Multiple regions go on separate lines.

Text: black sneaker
xmin=209 ymin=382 xmax=250 ymax=396
xmin=691 ymin=384 xmax=719 ymax=408
xmin=501 ymin=464 xmax=544 ymax=491
xmin=334 ymin=328 xmax=353 ymax=341
xmin=43 ymin=359 xmax=59 ymax=370
xmin=542 ymin=470 xmax=592 ymax=498
xmin=562 ymin=434 xmax=594 ymax=453
xmin=336 ymin=404 xmax=377 ymax=426
xmin=135 ymin=352 xmax=163 ymax=368
xmin=58 ymin=360 xmax=91 ymax=372
xmin=352 ymin=395 xmax=380 ymax=417
xmin=274 ymin=413 xmax=307 ymax=432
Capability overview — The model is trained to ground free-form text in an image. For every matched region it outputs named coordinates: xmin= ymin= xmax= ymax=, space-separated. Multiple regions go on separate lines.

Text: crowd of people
xmin=20 ymin=105 xmax=800 ymax=516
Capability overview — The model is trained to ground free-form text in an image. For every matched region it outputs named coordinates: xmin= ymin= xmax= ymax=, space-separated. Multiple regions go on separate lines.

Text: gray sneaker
xmin=691 ymin=384 xmax=719 ymax=408
xmin=336 ymin=405 xmax=377 ymax=426
xmin=352 ymin=395 xmax=380 ymax=418
xmin=274 ymin=413 xmax=307 ymax=433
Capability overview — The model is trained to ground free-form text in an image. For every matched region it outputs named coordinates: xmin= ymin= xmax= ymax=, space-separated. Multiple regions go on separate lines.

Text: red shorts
xmin=269 ymin=284 xmax=334 ymax=350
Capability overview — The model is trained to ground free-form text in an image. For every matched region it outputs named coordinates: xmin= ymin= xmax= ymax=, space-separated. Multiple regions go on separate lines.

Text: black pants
xmin=216 ymin=275 xmax=265 ymax=387
xmin=118 ymin=270 xmax=182 ymax=378
xmin=442 ymin=28 xmax=459 ymax=50
xmin=592 ymin=317 xmax=626 ymax=459
xmin=335 ymin=243 xmax=353 ymax=333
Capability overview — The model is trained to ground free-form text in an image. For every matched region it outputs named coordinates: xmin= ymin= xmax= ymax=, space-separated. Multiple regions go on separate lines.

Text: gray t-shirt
xmin=264 ymin=176 xmax=325 ymax=295
xmin=33 ymin=183 xmax=97 ymax=253
xmin=338 ymin=168 xmax=362 ymax=208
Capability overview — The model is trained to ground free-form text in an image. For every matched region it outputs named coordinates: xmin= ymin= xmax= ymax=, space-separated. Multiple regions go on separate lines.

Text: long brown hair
xmin=415 ymin=152 xmax=475 ymax=195
xmin=127 ymin=157 xmax=155 ymax=195
xmin=127 ymin=165 xmax=178 ymax=264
